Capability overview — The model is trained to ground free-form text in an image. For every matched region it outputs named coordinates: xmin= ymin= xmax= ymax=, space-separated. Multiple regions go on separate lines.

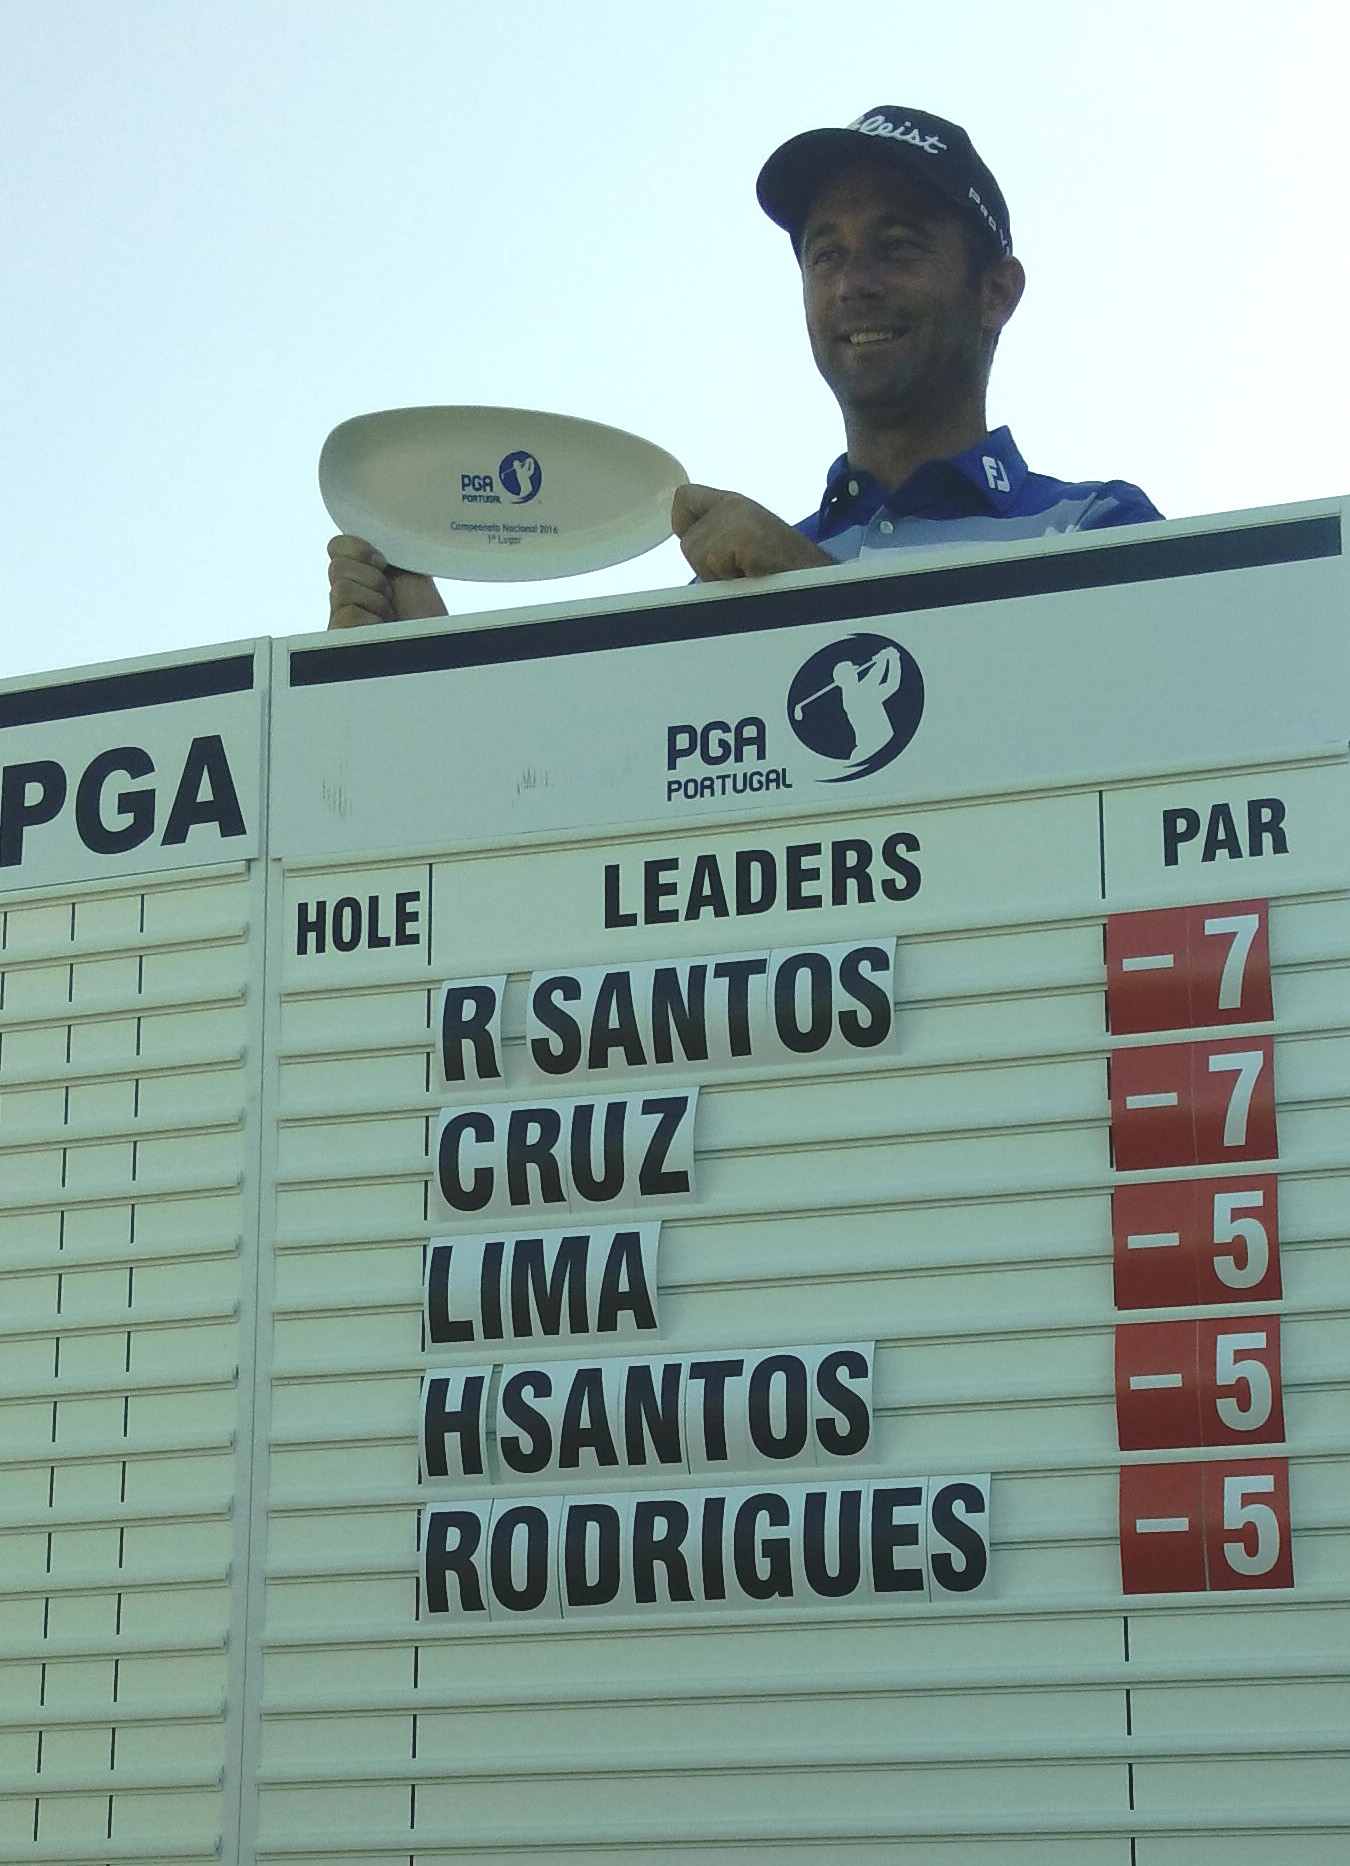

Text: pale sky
xmin=3 ymin=0 xmax=1346 ymax=681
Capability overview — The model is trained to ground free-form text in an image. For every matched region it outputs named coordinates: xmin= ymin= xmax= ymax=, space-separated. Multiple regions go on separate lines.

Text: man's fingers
xmin=329 ymin=603 xmax=382 ymax=631
xmin=327 ymin=534 xmax=387 ymax=569
xmin=328 ymin=576 xmax=394 ymax=624
xmin=670 ymin=483 xmax=727 ymax=537
xmin=673 ymin=486 xmax=835 ymax=582
xmin=327 ymin=556 xmax=389 ymax=595
xmin=326 ymin=532 xmax=447 ymax=629
xmin=389 ymin=569 xmax=448 ymax=622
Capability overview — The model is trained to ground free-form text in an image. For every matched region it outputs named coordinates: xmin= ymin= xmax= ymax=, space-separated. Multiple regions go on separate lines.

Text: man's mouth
xmin=845 ymin=328 xmax=902 ymax=347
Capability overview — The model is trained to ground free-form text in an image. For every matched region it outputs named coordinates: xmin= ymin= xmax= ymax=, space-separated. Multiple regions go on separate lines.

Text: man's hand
xmin=671 ymin=484 xmax=833 ymax=581
xmin=327 ymin=535 xmax=448 ymax=630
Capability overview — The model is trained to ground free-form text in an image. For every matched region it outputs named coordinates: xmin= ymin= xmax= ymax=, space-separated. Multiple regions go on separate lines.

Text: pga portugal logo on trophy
xmin=786 ymin=632 xmax=924 ymax=781
xmin=498 ymin=450 xmax=542 ymax=504
xmin=459 ymin=449 xmax=544 ymax=506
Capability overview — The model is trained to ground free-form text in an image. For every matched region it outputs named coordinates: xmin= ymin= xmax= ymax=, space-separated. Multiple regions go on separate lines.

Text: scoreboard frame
xmin=1 ymin=495 xmax=1347 ymax=1863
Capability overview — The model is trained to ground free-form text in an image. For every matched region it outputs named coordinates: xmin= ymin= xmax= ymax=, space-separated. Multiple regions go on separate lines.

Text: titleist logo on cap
xmin=847 ymin=112 xmax=947 ymax=156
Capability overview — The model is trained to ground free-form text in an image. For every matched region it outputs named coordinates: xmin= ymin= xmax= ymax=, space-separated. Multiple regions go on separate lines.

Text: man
xmin=327 ymin=105 xmax=1158 ymax=626
xmin=671 ymin=105 xmax=1160 ymax=580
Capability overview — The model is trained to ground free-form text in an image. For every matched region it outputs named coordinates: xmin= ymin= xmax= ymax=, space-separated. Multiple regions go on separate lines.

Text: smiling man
xmin=671 ymin=106 xmax=1161 ymax=581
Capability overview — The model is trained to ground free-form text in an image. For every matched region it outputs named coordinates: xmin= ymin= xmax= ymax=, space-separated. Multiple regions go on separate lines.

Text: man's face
xmin=799 ymin=165 xmax=1004 ymax=426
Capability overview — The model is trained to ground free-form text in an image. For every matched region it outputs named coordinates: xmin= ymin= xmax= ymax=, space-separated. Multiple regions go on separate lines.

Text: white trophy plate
xmin=319 ymin=405 xmax=688 ymax=581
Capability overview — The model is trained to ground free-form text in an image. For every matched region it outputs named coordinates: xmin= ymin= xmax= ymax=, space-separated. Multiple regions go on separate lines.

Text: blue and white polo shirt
xmin=797 ymin=427 xmax=1161 ymax=559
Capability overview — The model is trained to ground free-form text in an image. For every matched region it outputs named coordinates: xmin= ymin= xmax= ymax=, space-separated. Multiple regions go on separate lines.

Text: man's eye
xmin=806 ymin=246 xmax=842 ymax=269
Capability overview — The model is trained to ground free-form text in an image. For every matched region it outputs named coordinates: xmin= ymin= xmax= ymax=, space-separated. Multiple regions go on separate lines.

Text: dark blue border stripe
xmin=0 ymin=654 xmax=256 ymax=729
xmin=289 ymin=514 xmax=1340 ymax=690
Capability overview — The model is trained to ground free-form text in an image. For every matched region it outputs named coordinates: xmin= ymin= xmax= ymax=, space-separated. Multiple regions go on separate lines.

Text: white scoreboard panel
xmin=0 ymin=645 xmax=268 ymax=1862
xmin=2 ymin=503 xmax=1348 ymax=1864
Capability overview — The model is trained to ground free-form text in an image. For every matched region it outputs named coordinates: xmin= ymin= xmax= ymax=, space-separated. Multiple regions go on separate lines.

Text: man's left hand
xmin=672 ymin=484 xmax=834 ymax=580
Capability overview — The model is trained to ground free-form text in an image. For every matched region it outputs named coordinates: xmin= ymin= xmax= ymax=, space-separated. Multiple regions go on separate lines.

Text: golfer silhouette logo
xmin=499 ymin=451 xmax=542 ymax=504
xmin=786 ymin=633 xmax=924 ymax=781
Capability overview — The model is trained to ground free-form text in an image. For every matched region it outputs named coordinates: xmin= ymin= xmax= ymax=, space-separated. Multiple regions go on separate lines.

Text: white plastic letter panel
xmin=4 ymin=501 xmax=1350 ymax=1863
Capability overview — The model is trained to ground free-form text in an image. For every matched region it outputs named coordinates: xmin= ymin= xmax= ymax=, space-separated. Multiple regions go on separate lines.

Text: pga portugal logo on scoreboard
xmin=786 ymin=633 xmax=925 ymax=781
xmin=663 ymin=631 xmax=925 ymax=808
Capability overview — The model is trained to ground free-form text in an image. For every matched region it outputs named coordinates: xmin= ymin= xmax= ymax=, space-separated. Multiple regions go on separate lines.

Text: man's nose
xmin=834 ymin=251 xmax=886 ymax=298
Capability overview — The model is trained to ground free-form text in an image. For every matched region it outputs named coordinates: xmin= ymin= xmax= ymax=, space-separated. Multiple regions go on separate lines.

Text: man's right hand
xmin=327 ymin=535 xmax=448 ymax=630
xmin=671 ymin=485 xmax=833 ymax=581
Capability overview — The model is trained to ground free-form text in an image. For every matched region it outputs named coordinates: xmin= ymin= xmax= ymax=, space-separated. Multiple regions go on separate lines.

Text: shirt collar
xmin=816 ymin=426 xmax=1029 ymax=527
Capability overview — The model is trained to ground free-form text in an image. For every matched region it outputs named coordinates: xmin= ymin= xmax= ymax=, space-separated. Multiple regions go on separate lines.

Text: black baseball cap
xmin=757 ymin=106 xmax=1012 ymax=258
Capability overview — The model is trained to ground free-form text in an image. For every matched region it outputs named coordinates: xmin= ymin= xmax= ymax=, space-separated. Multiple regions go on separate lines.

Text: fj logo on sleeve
xmin=983 ymin=456 xmax=1011 ymax=493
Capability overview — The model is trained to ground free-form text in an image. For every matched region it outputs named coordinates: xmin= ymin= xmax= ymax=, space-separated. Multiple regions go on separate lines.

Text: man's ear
xmin=981 ymin=255 xmax=1026 ymax=337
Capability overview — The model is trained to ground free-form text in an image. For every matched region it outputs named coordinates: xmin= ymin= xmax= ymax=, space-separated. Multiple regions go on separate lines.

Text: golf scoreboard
xmin=1 ymin=500 xmax=1346 ymax=1863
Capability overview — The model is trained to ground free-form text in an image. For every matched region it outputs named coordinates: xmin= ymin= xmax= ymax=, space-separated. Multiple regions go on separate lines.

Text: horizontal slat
xmin=0 ymin=982 xmax=245 ymax=1033
xmin=0 ymin=1631 xmax=225 ymax=1663
xmin=264 ymin=1295 xmax=1350 ymax=1387
xmin=258 ymin=1522 xmax=1350 ymax=1580
xmin=269 ymin=941 xmax=1349 ymax=1068
xmin=1 ymin=862 xmax=248 ymax=910
xmin=264 ymin=1287 xmax=1350 ymax=1344
xmin=0 ymin=1109 xmax=245 ymax=1153
xmin=259 ymin=1589 xmax=1350 ymax=1659
xmin=0 ymin=1498 xmax=231 ymax=1534
xmin=0 ymin=1762 xmax=222 ymax=1793
xmin=3 ymin=1840 xmax=222 ymax=1865
xmin=0 ymin=1696 xmax=224 ymax=1730
xmin=0 ymin=1043 xmax=245 ymax=1094
xmin=257 ymin=1724 xmax=1350 ymax=1784
xmin=267 ymin=1118 xmax=1348 ymax=1215
xmin=0 ymin=1558 xmax=229 ymax=1599
xmin=261 ymin=1437 xmax=1350 ymax=1513
xmin=0 ymin=1230 xmax=242 ymax=1277
xmin=0 ymin=1298 xmax=239 ymax=1342
xmin=275 ymin=982 xmax=1350 ymax=1076
xmin=0 ymin=918 xmax=249 ymax=970
xmin=266 ymin=1154 xmax=1350 ymax=1256
xmin=250 ymin=1803 xmax=1350 ymax=1853
xmin=259 ymin=1649 xmax=1350 ymax=1717
xmin=0 ymin=1427 xmax=233 ymax=1471
xmin=262 ymin=1211 xmax=1349 ymax=1290
xmin=0 ymin=1168 xmax=244 ymax=1215
xmin=0 ymin=1367 xmax=238 ymax=1406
